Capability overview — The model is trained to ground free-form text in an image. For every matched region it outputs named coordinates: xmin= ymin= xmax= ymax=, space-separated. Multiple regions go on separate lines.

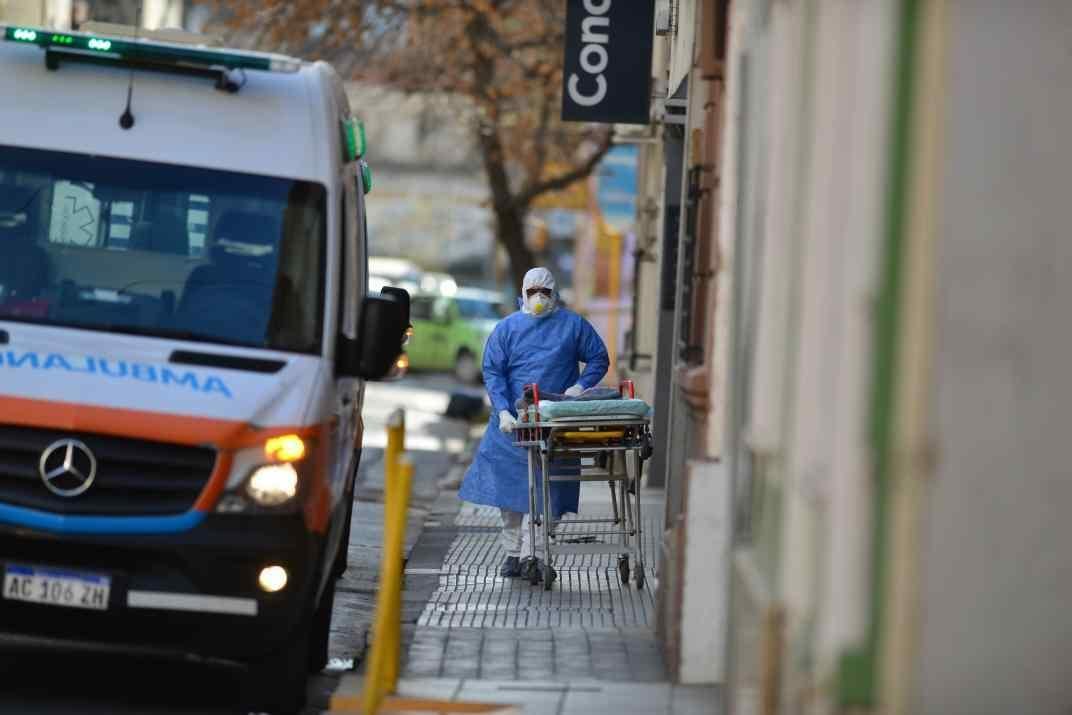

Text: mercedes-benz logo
xmin=38 ymin=439 xmax=97 ymax=497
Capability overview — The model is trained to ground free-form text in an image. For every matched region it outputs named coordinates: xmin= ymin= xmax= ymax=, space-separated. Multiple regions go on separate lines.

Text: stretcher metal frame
xmin=513 ymin=380 xmax=652 ymax=590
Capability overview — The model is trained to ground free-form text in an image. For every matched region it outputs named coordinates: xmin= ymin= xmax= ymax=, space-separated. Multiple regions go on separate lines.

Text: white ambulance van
xmin=0 ymin=24 xmax=408 ymax=712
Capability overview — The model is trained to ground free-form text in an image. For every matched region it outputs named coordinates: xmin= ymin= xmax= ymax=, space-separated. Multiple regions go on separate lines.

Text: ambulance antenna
xmin=119 ymin=1 xmax=143 ymax=130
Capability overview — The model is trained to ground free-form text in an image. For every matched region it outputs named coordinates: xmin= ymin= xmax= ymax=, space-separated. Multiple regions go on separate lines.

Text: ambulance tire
xmin=308 ymin=576 xmax=337 ymax=673
xmin=334 ymin=451 xmax=360 ymax=579
xmin=241 ymin=621 xmax=310 ymax=714
xmin=333 ymin=491 xmax=355 ymax=578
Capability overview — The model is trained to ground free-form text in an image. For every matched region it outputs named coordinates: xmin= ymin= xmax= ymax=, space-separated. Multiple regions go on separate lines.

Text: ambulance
xmin=0 ymin=23 xmax=407 ymax=712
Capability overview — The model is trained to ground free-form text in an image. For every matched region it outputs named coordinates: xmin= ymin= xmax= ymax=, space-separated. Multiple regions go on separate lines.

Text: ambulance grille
xmin=0 ymin=426 xmax=216 ymax=515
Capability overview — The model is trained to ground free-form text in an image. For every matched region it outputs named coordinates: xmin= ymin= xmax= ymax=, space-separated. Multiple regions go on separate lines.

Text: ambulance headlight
xmin=246 ymin=463 xmax=299 ymax=506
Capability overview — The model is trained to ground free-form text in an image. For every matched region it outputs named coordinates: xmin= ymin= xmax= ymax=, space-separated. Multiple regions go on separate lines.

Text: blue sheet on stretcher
xmin=533 ymin=398 xmax=652 ymax=421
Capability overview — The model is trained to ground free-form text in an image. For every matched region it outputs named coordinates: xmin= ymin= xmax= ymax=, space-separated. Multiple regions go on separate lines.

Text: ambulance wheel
xmin=542 ymin=564 xmax=556 ymax=591
xmin=308 ymin=577 xmax=337 ymax=673
xmin=241 ymin=622 xmax=310 ymax=713
xmin=333 ymin=495 xmax=355 ymax=578
xmin=618 ymin=556 xmax=630 ymax=585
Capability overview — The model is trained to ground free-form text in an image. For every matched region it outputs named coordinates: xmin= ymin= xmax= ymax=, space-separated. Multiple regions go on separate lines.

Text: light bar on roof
xmin=2 ymin=25 xmax=301 ymax=73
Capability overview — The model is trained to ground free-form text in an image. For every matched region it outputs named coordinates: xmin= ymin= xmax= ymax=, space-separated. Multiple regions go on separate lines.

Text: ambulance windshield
xmin=0 ymin=145 xmax=326 ymax=353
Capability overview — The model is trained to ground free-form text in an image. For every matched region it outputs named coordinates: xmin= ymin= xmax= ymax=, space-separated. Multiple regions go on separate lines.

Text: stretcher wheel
xmin=635 ymin=569 xmax=646 ymax=589
xmin=618 ymin=556 xmax=630 ymax=585
xmin=542 ymin=563 xmax=556 ymax=591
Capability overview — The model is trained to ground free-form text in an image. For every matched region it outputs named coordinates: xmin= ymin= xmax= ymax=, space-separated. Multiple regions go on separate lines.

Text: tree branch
xmin=515 ymin=128 xmax=614 ymax=209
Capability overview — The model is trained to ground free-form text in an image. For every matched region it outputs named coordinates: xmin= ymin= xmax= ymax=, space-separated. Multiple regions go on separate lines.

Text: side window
xmin=338 ymin=191 xmax=347 ymax=334
xmin=186 ymin=194 xmax=210 ymax=258
xmin=45 ymin=186 xmax=205 ymax=257
xmin=340 ymin=166 xmax=361 ymax=337
xmin=128 ymin=194 xmax=192 ymax=255
xmin=106 ymin=200 xmax=134 ymax=250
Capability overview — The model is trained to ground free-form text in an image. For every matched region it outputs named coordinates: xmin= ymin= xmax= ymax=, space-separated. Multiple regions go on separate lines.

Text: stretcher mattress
xmin=534 ymin=398 xmax=652 ymax=421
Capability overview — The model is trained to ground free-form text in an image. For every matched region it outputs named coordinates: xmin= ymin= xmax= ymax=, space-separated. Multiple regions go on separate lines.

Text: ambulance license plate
xmin=3 ymin=564 xmax=110 ymax=610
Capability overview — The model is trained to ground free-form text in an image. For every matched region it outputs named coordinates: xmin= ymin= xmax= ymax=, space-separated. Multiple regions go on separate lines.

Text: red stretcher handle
xmin=523 ymin=383 xmax=541 ymax=426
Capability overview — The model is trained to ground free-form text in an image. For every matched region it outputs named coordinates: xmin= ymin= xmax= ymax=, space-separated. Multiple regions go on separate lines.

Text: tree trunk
xmin=497 ymin=203 xmax=533 ymax=292
xmin=476 ymin=123 xmax=535 ymax=291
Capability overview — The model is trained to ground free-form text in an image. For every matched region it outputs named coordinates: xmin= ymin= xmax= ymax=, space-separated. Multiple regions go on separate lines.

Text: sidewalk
xmin=330 ymin=479 xmax=721 ymax=714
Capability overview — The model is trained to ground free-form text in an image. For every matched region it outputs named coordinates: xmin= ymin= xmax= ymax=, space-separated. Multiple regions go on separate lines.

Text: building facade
xmin=624 ymin=0 xmax=1072 ymax=713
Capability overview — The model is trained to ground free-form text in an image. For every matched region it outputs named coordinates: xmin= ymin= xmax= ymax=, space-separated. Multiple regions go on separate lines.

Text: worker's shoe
xmin=499 ymin=556 xmax=522 ymax=578
xmin=519 ymin=556 xmax=541 ymax=581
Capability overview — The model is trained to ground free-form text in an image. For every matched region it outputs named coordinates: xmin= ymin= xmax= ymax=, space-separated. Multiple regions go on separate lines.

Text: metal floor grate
xmin=419 ymin=506 xmax=662 ymax=630
xmin=403 ymin=626 xmax=669 ymax=682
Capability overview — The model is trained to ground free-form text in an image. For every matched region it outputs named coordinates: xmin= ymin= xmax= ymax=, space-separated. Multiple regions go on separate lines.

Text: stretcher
xmin=513 ymin=380 xmax=654 ymax=590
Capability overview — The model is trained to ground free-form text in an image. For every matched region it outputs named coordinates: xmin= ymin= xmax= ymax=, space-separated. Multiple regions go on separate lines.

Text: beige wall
xmin=722 ymin=0 xmax=897 ymax=710
xmin=626 ymin=135 xmax=665 ymax=402
xmin=0 ymin=0 xmax=70 ymax=26
xmin=916 ymin=3 xmax=1072 ymax=712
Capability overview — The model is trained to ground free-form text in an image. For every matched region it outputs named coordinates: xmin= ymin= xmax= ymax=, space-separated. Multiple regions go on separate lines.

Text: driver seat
xmin=174 ymin=211 xmax=281 ymax=341
xmin=0 ymin=227 xmax=50 ymax=302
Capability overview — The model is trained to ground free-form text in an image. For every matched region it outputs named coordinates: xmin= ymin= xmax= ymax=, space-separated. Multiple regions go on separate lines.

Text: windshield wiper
xmin=170 ymin=350 xmax=286 ymax=374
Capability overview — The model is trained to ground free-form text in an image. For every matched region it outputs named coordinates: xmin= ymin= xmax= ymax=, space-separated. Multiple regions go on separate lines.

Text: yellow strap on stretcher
xmin=558 ymin=430 xmax=625 ymax=442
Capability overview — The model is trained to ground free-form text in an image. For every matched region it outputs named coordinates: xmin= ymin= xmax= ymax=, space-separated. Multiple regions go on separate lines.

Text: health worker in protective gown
xmin=459 ymin=267 xmax=609 ymax=578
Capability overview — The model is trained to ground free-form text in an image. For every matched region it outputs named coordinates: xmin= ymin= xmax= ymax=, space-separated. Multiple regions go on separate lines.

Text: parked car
xmin=406 ymin=288 xmax=509 ymax=383
xmin=419 ymin=272 xmax=459 ymax=296
xmin=369 ymin=256 xmax=422 ymax=293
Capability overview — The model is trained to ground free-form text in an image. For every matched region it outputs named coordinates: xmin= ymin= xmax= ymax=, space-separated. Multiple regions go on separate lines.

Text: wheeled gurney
xmin=512 ymin=381 xmax=653 ymax=590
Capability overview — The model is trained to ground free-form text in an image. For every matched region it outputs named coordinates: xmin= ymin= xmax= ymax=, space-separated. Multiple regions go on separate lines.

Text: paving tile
xmin=454 ymin=685 xmax=563 ymax=715
xmin=560 ymin=685 xmax=673 ymax=715
xmin=395 ymin=677 xmax=463 ymax=701
xmin=460 ymin=680 xmax=568 ymax=692
xmin=670 ymin=685 xmax=722 ymax=715
xmin=385 ymin=485 xmax=677 ymax=705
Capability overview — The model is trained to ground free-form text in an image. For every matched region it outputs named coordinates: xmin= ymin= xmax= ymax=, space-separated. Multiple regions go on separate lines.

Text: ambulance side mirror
xmin=380 ymin=286 xmax=410 ymax=327
xmin=339 ymin=293 xmax=408 ymax=379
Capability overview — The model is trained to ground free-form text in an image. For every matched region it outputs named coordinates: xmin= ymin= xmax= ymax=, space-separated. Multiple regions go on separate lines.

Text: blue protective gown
xmin=459 ymin=307 xmax=609 ymax=517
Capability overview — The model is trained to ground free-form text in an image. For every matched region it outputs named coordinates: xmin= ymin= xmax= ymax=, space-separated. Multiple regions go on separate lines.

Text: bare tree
xmin=211 ymin=0 xmax=613 ymax=288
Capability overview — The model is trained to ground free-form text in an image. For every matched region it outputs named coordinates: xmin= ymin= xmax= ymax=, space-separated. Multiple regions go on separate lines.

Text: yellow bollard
xmin=383 ymin=459 xmax=412 ymax=690
xmin=384 ymin=409 xmax=405 ymax=487
xmin=329 ymin=408 xmax=511 ymax=713
xmin=361 ymin=451 xmax=412 ymax=713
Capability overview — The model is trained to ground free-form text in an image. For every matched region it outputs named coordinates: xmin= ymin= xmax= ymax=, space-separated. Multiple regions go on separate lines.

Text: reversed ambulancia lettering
xmin=0 ymin=350 xmax=234 ymax=398
xmin=130 ymin=363 xmax=158 ymax=383
xmin=42 ymin=353 xmax=73 ymax=371
xmin=202 ymin=377 xmax=233 ymax=399
xmin=97 ymin=359 xmax=128 ymax=378
xmin=6 ymin=351 xmax=39 ymax=369
xmin=161 ymin=368 xmax=199 ymax=390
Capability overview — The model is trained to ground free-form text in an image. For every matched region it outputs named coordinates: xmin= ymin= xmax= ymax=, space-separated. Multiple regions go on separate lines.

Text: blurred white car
xmin=369 ymin=256 xmax=422 ymax=292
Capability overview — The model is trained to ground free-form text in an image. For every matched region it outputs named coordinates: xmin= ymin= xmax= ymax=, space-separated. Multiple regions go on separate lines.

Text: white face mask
xmin=527 ymin=294 xmax=554 ymax=317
